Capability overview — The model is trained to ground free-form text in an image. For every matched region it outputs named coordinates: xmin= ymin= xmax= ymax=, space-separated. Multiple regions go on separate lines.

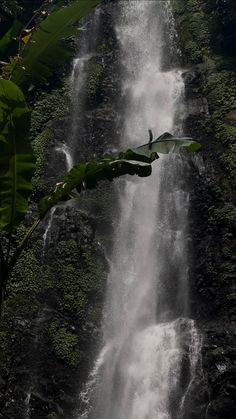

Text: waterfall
xmin=77 ymin=1 xmax=201 ymax=419
xmin=42 ymin=6 xmax=101 ymax=255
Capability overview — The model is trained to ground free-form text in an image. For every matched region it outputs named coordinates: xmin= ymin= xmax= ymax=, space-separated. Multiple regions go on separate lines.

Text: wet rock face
xmin=202 ymin=326 xmax=236 ymax=419
xmin=0 ymin=205 xmax=108 ymax=419
xmin=180 ymin=38 xmax=236 ymax=419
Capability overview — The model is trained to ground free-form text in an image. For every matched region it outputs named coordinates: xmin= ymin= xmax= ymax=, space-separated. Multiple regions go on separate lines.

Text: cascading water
xmin=42 ymin=6 xmax=101 ymax=258
xmin=78 ymin=1 xmax=201 ymax=419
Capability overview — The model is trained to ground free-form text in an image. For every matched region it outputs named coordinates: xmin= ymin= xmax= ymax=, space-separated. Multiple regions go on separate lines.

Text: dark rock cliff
xmin=171 ymin=0 xmax=236 ymax=417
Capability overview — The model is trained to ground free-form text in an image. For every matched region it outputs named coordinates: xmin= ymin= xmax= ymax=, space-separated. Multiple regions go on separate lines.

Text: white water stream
xmin=77 ymin=1 xmax=201 ymax=419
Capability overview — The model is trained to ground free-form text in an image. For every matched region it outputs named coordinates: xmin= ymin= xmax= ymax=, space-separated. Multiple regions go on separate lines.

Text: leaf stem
xmin=18 ymin=0 xmax=51 ymax=56
xmin=7 ymin=218 xmax=41 ymax=277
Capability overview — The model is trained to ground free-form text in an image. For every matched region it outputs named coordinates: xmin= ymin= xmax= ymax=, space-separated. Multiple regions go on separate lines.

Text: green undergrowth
xmin=32 ymin=127 xmax=54 ymax=196
xmin=30 ymin=84 xmax=69 ymax=140
xmin=49 ymin=321 xmax=82 ymax=367
xmin=172 ymin=0 xmax=210 ymax=64
xmin=46 ymin=240 xmax=106 ymax=318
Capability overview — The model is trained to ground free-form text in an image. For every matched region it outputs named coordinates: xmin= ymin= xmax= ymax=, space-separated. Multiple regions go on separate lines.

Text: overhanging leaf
xmin=132 ymin=132 xmax=201 ymax=158
xmin=0 ymin=79 xmax=35 ymax=231
xmin=0 ymin=20 xmax=22 ymax=60
xmin=12 ymin=0 xmax=100 ymax=88
xmin=38 ymin=133 xmax=201 ymax=218
xmin=39 ymin=159 xmax=152 ymax=217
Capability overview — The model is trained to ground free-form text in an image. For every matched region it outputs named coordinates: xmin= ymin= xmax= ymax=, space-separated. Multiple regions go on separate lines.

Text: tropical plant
xmin=0 ymin=0 xmax=201 ymax=313
xmin=0 ymin=128 xmax=200 ymax=311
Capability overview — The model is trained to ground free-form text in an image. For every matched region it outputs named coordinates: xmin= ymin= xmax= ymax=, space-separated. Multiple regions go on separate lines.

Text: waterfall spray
xmin=77 ymin=1 xmax=201 ymax=418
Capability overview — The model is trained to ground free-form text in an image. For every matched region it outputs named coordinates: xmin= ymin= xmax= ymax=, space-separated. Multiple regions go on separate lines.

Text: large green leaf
xmin=39 ymin=133 xmax=201 ymax=217
xmin=0 ymin=20 xmax=22 ymax=60
xmin=129 ymin=132 xmax=201 ymax=159
xmin=12 ymin=0 xmax=100 ymax=88
xmin=0 ymin=79 xmax=35 ymax=231
xmin=39 ymin=159 xmax=152 ymax=217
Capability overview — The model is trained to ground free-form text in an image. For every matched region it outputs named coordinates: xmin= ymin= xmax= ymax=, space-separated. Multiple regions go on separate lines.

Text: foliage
xmin=39 ymin=133 xmax=201 ymax=217
xmin=204 ymin=0 xmax=236 ymax=56
xmin=209 ymin=204 xmax=236 ymax=229
xmin=30 ymin=85 xmax=69 ymax=139
xmin=0 ymin=0 xmax=200 ymax=316
xmin=0 ymin=0 xmax=103 ymax=313
xmin=0 ymin=20 xmax=22 ymax=60
xmin=12 ymin=0 xmax=100 ymax=88
xmin=0 ymin=1 xmax=23 ymax=21
xmin=0 ymin=79 xmax=35 ymax=232
xmin=87 ymin=58 xmax=103 ymax=101
xmin=49 ymin=321 xmax=81 ymax=366
xmin=32 ymin=128 xmax=54 ymax=196
xmin=171 ymin=0 xmax=210 ymax=64
xmin=55 ymin=243 xmax=106 ymax=317
xmin=172 ymin=0 xmax=236 ymax=320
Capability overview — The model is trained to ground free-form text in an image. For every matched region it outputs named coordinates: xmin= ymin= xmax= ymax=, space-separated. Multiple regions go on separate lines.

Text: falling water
xmin=77 ymin=1 xmax=201 ymax=419
xmin=42 ymin=8 xmax=102 ymax=254
xmin=24 ymin=392 xmax=31 ymax=419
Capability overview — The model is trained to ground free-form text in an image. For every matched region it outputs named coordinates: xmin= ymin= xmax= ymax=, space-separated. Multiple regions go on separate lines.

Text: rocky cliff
xmin=171 ymin=0 xmax=236 ymax=417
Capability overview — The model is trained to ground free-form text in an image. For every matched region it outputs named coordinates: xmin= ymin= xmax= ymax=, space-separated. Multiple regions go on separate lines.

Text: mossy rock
xmin=30 ymin=84 xmax=69 ymax=140
xmin=49 ymin=322 xmax=82 ymax=367
xmin=86 ymin=57 xmax=103 ymax=102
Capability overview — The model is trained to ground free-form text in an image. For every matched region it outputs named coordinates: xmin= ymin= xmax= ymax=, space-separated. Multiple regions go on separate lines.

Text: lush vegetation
xmin=0 ymin=0 xmax=201 ymax=316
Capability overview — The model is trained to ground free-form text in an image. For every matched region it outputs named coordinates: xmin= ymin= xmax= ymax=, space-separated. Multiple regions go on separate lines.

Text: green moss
xmin=32 ymin=127 xmax=54 ymax=196
xmin=171 ymin=0 xmax=210 ymax=64
xmin=49 ymin=322 xmax=82 ymax=367
xmin=63 ymin=289 xmax=89 ymax=317
xmin=172 ymin=0 xmax=236 ymax=318
xmin=86 ymin=58 xmax=103 ymax=99
xmin=208 ymin=204 xmax=236 ymax=229
xmin=30 ymin=85 xmax=69 ymax=140
xmin=9 ymin=242 xmax=42 ymax=295
xmin=47 ymin=414 xmax=59 ymax=419
xmin=220 ymin=147 xmax=236 ymax=186
xmin=78 ymin=249 xmax=106 ymax=293
xmin=0 ymin=331 xmax=10 ymax=376
xmin=203 ymin=70 xmax=236 ymax=194
xmin=56 ymin=239 xmax=79 ymax=263
xmin=51 ymin=241 xmax=106 ymax=317
xmin=185 ymin=40 xmax=203 ymax=63
xmin=221 ymin=262 xmax=236 ymax=279
xmin=204 ymin=71 xmax=236 ymax=115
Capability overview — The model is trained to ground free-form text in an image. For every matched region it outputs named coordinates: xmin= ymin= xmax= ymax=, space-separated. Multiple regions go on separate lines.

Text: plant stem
xmin=8 ymin=218 xmax=41 ymax=278
xmin=18 ymin=0 xmax=51 ymax=56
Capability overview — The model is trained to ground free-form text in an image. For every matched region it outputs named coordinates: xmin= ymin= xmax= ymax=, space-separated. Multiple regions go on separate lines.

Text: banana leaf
xmin=12 ymin=0 xmax=100 ymax=88
xmin=39 ymin=159 xmax=152 ymax=217
xmin=39 ymin=134 xmax=201 ymax=217
xmin=0 ymin=20 xmax=22 ymax=60
xmin=0 ymin=79 xmax=35 ymax=231
xmin=128 ymin=132 xmax=201 ymax=160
